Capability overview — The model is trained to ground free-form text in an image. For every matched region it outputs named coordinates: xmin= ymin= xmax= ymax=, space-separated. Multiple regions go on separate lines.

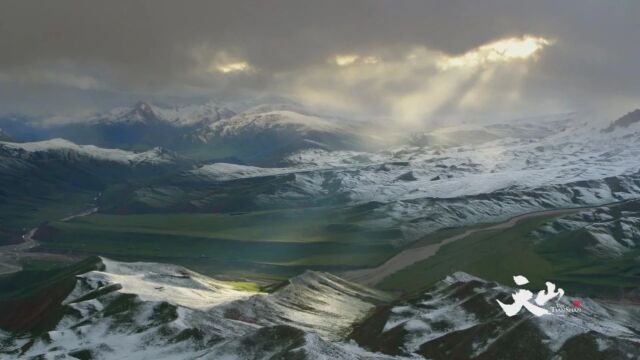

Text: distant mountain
xmin=72 ymin=101 xmax=372 ymax=162
xmin=101 ymin=113 xmax=640 ymax=242
xmin=0 ymin=138 xmax=176 ymax=165
xmin=197 ymin=107 xmax=369 ymax=163
xmin=86 ymin=101 xmax=236 ymax=128
xmin=409 ymin=114 xmax=575 ymax=146
xmin=0 ymin=101 xmax=371 ymax=163
xmin=0 ymin=138 xmax=185 ymax=240
xmin=603 ymin=109 xmax=640 ymax=132
xmin=0 ymin=129 xmax=13 ymax=142
xmin=32 ymin=101 xmax=236 ymax=150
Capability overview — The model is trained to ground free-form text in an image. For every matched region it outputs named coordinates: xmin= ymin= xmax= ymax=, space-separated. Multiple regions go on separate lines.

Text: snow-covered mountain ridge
xmin=1 ymin=258 xmax=395 ymax=359
xmin=190 ymin=114 xmax=640 ymax=200
xmin=0 ymin=138 xmax=176 ymax=165
xmin=153 ymin=115 xmax=640 ymax=242
xmin=0 ymin=100 xmax=370 ymax=159
xmin=80 ymin=101 xmax=235 ymax=128
xmin=352 ymin=272 xmax=640 ymax=359
xmin=205 ymin=110 xmax=345 ymax=137
xmin=2 ymin=258 xmax=637 ymax=359
xmin=532 ymin=200 xmax=640 ymax=257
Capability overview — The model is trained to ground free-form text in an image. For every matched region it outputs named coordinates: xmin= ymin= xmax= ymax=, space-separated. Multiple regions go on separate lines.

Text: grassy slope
xmin=378 ymin=215 xmax=556 ymax=294
xmin=379 ymin=212 xmax=640 ymax=297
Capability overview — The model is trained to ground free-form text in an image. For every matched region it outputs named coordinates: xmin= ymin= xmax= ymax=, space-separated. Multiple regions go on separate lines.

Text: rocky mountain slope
xmin=198 ymin=108 xmax=366 ymax=155
xmin=0 ymin=258 xmax=394 ymax=359
xmin=1 ymin=258 xmax=637 ymax=359
xmin=31 ymin=101 xmax=235 ymax=150
xmin=0 ymin=139 xmax=184 ymax=240
xmin=351 ymin=272 xmax=640 ymax=359
xmin=103 ymin=114 xmax=640 ymax=244
xmin=603 ymin=109 xmax=640 ymax=132
xmin=533 ymin=200 xmax=640 ymax=257
xmin=87 ymin=101 xmax=235 ymax=128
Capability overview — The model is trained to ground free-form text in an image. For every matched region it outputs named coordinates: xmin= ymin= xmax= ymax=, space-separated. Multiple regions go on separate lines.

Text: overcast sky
xmin=1 ymin=0 xmax=638 ymax=127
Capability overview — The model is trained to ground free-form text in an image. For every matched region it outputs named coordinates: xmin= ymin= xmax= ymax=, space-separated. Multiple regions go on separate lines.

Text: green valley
xmin=34 ymin=208 xmax=401 ymax=280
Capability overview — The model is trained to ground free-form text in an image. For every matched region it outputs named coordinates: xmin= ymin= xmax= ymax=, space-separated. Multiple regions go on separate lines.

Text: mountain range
xmin=0 ymin=102 xmax=639 ymax=359
xmin=1 ymin=258 xmax=637 ymax=359
xmin=0 ymin=101 xmax=370 ymax=163
xmin=0 ymin=138 xmax=183 ymax=241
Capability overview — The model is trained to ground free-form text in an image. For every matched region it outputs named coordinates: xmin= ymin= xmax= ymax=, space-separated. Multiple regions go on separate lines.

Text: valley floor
xmin=343 ymin=206 xmax=591 ymax=286
xmin=4 ymin=198 xmax=638 ymax=300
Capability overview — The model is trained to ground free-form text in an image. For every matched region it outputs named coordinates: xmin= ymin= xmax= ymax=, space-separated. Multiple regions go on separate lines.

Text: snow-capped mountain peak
xmin=87 ymin=101 xmax=235 ymax=128
xmin=84 ymin=103 xmax=156 ymax=125
xmin=153 ymin=101 xmax=236 ymax=127
xmin=134 ymin=101 xmax=152 ymax=113
xmin=119 ymin=101 xmax=158 ymax=124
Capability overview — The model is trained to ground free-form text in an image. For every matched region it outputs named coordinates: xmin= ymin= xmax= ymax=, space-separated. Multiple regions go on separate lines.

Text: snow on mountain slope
xmin=7 ymin=100 xmax=364 ymax=155
xmin=1 ymin=258 xmax=394 ymax=360
xmin=153 ymin=102 xmax=236 ymax=127
xmin=237 ymin=102 xmax=318 ymax=116
xmin=387 ymin=173 xmax=640 ymax=241
xmin=3 ymin=259 xmax=637 ymax=359
xmin=160 ymin=115 xmax=640 ymax=243
xmin=352 ymin=272 xmax=640 ymax=359
xmin=189 ymin=114 xmax=639 ymax=203
xmin=532 ymin=200 xmax=640 ymax=257
xmin=87 ymin=101 xmax=235 ymax=128
xmin=188 ymin=162 xmax=297 ymax=181
xmin=205 ymin=110 xmax=347 ymax=138
xmin=180 ymin=106 xmax=372 ymax=159
xmin=217 ymin=270 xmax=393 ymax=341
xmin=408 ymin=113 xmax=578 ymax=146
xmin=86 ymin=258 xmax=256 ymax=309
xmin=0 ymin=138 xmax=176 ymax=165
xmin=80 ymin=101 xmax=346 ymax=141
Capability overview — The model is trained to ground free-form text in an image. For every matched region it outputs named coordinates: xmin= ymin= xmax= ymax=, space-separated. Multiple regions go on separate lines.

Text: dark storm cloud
xmin=0 ymin=1 xmax=546 ymax=72
xmin=0 ymin=0 xmax=638 ymax=119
